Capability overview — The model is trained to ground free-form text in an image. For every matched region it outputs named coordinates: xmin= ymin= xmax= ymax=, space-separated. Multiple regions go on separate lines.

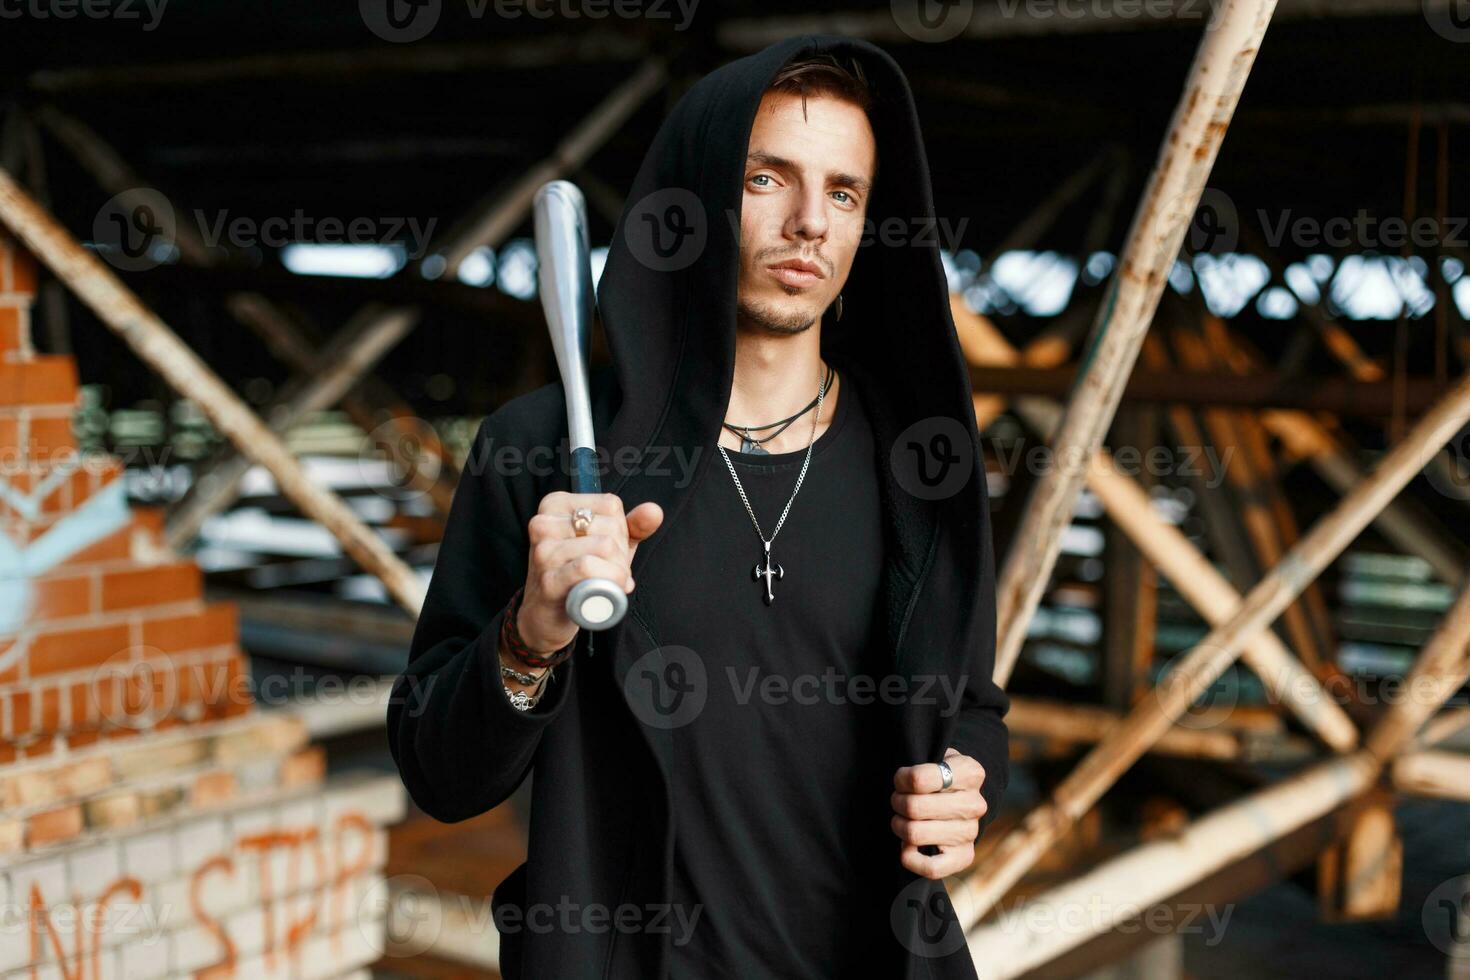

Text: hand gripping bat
xmin=532 ymin=179 xmax=628 ymax=632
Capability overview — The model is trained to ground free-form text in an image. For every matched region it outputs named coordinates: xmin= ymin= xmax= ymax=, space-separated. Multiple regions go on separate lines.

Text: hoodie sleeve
xmin=947 ymin=489 xmax=1010 ymax=833
xmin=949 ymin=680 xmax=1009 ymax=833
xmin=387 ymin=412 xmax=575 ymax=823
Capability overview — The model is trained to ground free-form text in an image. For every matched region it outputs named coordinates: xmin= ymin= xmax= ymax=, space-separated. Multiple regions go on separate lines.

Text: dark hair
xmin=765 ymin=53 xmax=879 ymax=185
xmin=767 ymin=52 xmax=876 ymax=115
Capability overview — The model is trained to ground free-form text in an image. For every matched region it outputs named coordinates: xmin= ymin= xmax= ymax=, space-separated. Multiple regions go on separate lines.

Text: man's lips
xmin=766 ymin=260 xmax=824 ymax=287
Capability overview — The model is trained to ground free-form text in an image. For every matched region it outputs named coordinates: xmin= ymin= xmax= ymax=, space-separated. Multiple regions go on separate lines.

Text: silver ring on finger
xmin=572 ymin=507 xmax=594 ymax=537
xmin=937 ymin=759 xmax=954 ymax=790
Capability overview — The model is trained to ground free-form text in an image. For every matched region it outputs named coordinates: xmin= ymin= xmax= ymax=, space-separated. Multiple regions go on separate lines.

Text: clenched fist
xmin=515 ymin=491 xmax=664 ymax=655
xmin=890 ymin=746 xmax=988 ymax=879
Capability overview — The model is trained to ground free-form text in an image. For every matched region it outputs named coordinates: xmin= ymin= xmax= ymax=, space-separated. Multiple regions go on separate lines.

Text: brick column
xmin=0 ymin=230 xmax=405 ymax=978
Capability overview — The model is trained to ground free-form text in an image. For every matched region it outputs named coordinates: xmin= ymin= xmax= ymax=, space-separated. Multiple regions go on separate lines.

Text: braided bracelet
xmin=501 ymin=585 xmax=576 ymax=670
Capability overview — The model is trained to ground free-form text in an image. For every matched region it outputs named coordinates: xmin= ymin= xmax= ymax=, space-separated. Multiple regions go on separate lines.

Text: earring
xmin=833 ymin=292 xmax=844 ymax=322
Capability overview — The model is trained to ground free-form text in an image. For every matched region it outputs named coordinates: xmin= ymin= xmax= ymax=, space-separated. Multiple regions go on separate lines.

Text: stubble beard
xmin=736 ymin=292 xmax=820 ymax=336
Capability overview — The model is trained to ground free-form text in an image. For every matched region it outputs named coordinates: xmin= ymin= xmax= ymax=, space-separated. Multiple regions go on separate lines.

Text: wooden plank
xmin=957 ymin=362 xmax=1470 ymax=926
xmin=993 ymin=0 xmax=1284 ymax=684
xmin=0 ymin=169 xmax=427 ymax=615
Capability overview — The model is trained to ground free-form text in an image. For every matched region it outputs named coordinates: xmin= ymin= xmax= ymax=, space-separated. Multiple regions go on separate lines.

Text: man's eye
xmin=833 ymin=190 xmax=852 ymax=204
xmin=750 ymin=174 xmax=772 ymax=187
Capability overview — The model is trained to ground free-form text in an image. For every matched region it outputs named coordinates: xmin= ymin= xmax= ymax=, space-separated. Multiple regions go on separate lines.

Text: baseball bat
xmin=532 ymin=179 xmax=628 ymax=631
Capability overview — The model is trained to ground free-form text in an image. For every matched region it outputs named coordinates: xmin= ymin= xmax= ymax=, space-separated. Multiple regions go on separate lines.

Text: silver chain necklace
xmin=717 ymin=364 xmax=830 ymax=606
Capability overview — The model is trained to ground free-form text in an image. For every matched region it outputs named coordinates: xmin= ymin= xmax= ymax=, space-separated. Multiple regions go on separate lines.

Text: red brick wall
xmin=0 ymin=230 xmax=252 ymax=778
xmin=0 ymin=230 xmax=404 ymax=978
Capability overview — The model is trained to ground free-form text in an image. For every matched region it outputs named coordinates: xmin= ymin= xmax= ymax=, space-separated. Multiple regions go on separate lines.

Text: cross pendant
xmin=751 ymin=539 xmax=784 ymax=605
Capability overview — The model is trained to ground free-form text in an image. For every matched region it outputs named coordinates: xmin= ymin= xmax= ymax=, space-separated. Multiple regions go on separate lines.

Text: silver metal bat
xmin=533 ymin=179 xmax=627 ymax=632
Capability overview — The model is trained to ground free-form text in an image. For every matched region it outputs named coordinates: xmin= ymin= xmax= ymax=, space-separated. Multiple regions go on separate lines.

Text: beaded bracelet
xmin=500 ymin=585 xmax=577 ymax=670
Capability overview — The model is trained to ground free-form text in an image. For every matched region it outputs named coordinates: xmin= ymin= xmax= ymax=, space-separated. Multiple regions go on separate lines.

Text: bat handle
xmin=566 ymin=579 xmax=627 ymax=631
xmin=565 ymin=446 xmax=629 ymax=631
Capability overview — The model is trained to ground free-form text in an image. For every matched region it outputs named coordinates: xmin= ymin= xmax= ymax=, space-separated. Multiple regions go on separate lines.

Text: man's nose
xmin=786 ymin=186 xmax=829 ymax=241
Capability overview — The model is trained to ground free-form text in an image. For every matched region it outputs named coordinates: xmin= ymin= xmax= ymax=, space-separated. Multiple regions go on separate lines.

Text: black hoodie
xmin=389 ymin=33 xmax=1009 ymax=980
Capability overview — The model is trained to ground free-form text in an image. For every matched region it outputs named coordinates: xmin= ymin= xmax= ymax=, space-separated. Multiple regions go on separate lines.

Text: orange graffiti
xmin=328 ymin=812 xmax=373 ymax=956
xmin=237 ymin=827 xmax=327 ymax=968
xmin=190 ymin=855 xmax=236 ymax=979
xmin=28 ymin=876 xmax=143 ymax=980
xmin=19 ymin=808 xmax=374 ymax=977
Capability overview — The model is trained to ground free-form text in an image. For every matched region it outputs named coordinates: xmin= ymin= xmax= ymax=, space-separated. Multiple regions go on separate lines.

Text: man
xmin=389 ymin=34 xmax=1009 ymax=980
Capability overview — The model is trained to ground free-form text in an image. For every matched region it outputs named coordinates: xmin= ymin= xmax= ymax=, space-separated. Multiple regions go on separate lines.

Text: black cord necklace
xmin=721 ymin=364 xmax=834 ymax=454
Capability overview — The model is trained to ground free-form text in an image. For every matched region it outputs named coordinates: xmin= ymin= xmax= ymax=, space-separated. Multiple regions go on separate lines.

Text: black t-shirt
xmin=637 ymin=368 xmax=902 ymax=978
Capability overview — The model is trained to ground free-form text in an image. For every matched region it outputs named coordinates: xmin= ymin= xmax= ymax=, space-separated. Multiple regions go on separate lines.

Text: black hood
xmin=596 ymin=34 xmax=992 ymax=645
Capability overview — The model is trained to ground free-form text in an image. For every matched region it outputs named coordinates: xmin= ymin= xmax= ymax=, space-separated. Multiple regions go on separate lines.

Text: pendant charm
xmin=752 ymin=539 xmax=784 ymax=605
xmin=740 ymin=430 xmax=768 ymax=455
